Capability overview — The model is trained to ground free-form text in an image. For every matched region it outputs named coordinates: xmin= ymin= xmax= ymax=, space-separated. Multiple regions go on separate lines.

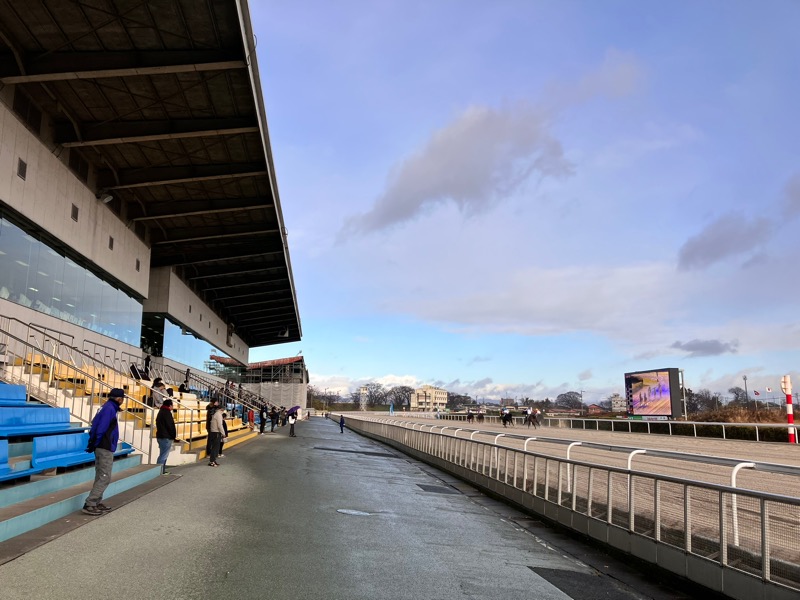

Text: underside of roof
xmin=0 ymin=0 xmax=301 ymax=348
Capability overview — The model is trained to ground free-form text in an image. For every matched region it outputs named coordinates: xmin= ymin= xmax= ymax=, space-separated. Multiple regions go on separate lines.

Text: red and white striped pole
xmin=781 ymin=375 xmax=796 ymax=444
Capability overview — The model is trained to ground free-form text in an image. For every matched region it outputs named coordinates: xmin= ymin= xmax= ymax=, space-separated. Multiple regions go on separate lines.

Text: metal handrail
xmin=341 ymin=414 xmax=800 ymax=593
xmin=406 ymin=410 xmax=799 ymax=443
xmin=364 ymin=417 xmax=800 ymax=477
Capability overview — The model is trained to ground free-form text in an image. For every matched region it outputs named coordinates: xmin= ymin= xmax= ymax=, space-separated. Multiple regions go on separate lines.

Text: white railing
xmin=341 ymin=414 xmax=800 ymax=599
xmin=403 ymin=411 xmax=798 ymax=443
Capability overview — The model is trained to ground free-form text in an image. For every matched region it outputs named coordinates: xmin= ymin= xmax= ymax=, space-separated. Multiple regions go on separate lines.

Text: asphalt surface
xmin=0 ymin=417 xmax=720 ymax=600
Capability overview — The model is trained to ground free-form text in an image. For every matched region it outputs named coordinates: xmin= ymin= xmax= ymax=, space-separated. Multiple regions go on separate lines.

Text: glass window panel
xmin=20 ymin=233 xmax=43 ymax=312
xmin=0 ymin=218 xmax=14 ymax=300
xmin=81 ymin=270 xmax=102 ymax=333
xmin=62 ymin=257 xmax=84 ymax=325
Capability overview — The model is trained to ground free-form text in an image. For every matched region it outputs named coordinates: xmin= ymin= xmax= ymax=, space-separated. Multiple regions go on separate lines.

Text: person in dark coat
xmin=83 ymin=388 xmax=125 ymax=515
xmin=269 ymin=407 xmax=278 ymax=432
xmin=205 ymin=398 xmax=218 ymax=456
xmin=259 ymin=405 xmax=268 ymax=435
xmin=339 ymin=415 xmax=345 ymax=433
xmin=155 ymin=398 xmax=177 ymax=473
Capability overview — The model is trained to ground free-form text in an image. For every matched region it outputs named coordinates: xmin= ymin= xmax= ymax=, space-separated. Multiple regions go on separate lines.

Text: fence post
xmin=731 ymin=462 xmax=755 ymax=546
xmin=761 ymin=497 xmax=770 ymax=582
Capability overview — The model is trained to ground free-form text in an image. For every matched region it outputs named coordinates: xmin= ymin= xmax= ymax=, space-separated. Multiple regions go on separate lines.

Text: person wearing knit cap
xmin=156 ymin=398 xmax=177 ymax=473
xmin=83 ymin=388 xmax=125 ymax=515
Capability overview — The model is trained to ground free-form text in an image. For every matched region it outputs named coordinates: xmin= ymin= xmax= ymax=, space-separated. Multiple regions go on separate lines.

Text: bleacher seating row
xmin=0 ymin=435 xmax=133 ymax=482
xmin=0 ymin=383 xmax=133 ymax=483
xmin=13 ymin=353 xmax=199 ymax=406
xmin=7 ymin=353 xmax=262 ymax=455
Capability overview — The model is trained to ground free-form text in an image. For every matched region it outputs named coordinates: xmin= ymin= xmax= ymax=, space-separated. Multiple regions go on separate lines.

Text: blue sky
xmin=247 ymin=1 xmax=800 ymax=403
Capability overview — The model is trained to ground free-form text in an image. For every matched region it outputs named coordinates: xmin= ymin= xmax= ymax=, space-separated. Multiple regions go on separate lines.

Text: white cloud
xmin=340 ymin=102 xmax=572 ymax=235
xmin=402 ymin=262 xmax=677 ymax=337
xmin=341 ymin=50 xmax=644 ymax=235
xmin=592 ymin=122 xmax=702 ymax=169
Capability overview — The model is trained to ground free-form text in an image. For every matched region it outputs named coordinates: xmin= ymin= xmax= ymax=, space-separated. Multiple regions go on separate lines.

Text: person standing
xmin=218 ymin=412 xmax=228 ymax=458
xmin=83 ymin=388 xmax=125 ymax=515
xmin=288 ymin=412 xmax=297 ymax=437
xmin=248 ymin=407 xmax=255 ymax=431
xmin=155 ymin=398 xmax=177 ymax=473
xmin=269 ymin=407 xmax=278 ymax=432
xmin=339 ymin=415 xmax=345 ymax=434
xmin=205 ymin=397 xmax=218 ymax=457
xmin=152 ymin=381 xmax=168 ymax=409
xmin=259 ymin=405 xmax=268 ymax=435
xmin=208 ymin=405 xmax=224 ymax=466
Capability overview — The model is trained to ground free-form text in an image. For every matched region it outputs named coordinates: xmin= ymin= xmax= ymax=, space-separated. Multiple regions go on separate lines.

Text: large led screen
xmin=624 ymin=368 xmax=681 ymax=418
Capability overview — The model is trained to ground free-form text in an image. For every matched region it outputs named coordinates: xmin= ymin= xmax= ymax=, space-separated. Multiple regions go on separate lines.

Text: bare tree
xmin=556 ymin=391 xmax=583 ymax=409
xmin=387 ymin=385 xmax=414 ymax=408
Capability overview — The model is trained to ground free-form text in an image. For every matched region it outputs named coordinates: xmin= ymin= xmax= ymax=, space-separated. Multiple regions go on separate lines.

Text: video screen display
xmin=624 ymin=368 xmax=680 ymax=418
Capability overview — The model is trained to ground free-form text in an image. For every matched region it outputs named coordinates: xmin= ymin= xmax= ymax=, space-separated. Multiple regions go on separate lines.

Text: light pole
xmin=742 ymin=375 xmax=750 ymax=409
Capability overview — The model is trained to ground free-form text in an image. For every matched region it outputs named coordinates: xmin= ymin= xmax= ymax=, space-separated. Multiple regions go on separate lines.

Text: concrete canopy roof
xmin=0 ymin=0 xmax=301 ymax=348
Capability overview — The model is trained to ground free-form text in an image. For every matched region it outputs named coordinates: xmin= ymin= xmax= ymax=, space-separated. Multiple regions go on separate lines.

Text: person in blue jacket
xmin=83 ymin=388 xmax=125 ymax=515
xmin=339 ymin=415 xmax=345 ymax=434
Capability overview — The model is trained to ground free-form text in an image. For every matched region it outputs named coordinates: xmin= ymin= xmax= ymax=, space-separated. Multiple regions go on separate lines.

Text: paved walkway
xmin=0 ymin=418 xmax=720 ymax=600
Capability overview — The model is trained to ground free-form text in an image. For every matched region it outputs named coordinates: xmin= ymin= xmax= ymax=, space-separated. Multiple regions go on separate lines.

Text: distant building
xmin=411 ymin=384 xmax=448 ymax=412
xmin=610 ymin=393 xmax=626 ymax=413
xmin=587 ymin=403 xmax=604 ymax=415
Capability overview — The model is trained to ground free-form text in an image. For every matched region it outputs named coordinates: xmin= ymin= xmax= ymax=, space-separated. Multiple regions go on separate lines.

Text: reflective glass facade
xmin=0 ymin=215 xmax=142 ymax=345
xmin=142 ymin=312 xmax=225 ymax=373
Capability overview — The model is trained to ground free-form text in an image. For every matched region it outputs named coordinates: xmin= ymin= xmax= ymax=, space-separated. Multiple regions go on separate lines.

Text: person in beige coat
xmin=208 ymin=406 xmax=225 ymax=466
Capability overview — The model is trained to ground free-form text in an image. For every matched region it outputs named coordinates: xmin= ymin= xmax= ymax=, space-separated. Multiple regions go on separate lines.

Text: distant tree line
xmin=309 ymin=383 xmax=785 ymax=415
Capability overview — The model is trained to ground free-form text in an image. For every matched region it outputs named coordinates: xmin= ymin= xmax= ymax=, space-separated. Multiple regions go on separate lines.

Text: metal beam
xmin=130 ymin=198 xmax=275 ymax=221
xmin=0 ymin=50 xmax=245 ymax=84
xmin=56 ymin=117 xmax=259 ymax=147
xmin=189 ymin=264 xmax=284 ymax=280
xmin=235 ymin=310 xmax=298 ymax=323
xmin=152 ymin=228 xmax=279 ymax=245
xmin=202 ymin=278 xmax=289 ymax=292
xmin=97 ymin=163 xmax=267 ymax=190
xmin=211 ymin=289 xmax=289 ymax=302
xmin=151 ymin=246 xmax=285 ymax=268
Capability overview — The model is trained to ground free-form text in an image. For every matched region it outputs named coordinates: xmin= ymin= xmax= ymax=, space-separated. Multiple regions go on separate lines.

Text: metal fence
xmin=345 ymin=415 xmax=800 ymax=600
xmin=431 ymin=412 xmax=798 ymax=443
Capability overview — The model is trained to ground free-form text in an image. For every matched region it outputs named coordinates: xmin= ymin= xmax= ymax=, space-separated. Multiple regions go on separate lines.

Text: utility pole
xmin=743 ymin=375 xmax=750 ymax=409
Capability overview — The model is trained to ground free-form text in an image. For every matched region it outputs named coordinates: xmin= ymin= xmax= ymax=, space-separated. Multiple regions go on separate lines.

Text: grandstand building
xmin=0 ymin=1 xmax=301 ymax=383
